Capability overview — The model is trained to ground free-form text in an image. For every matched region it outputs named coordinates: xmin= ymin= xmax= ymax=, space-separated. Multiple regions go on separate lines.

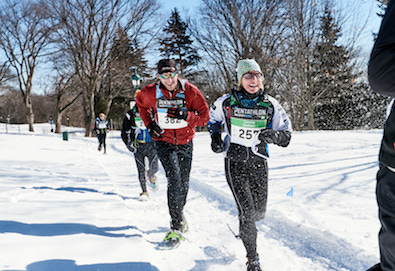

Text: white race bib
xmin=230 ymin=117 xmax=267 ymax=147
xmin=157 ymin=108 xmax=188 ymax=129
xmin=135 ymin=116 xmax=146 ymax=129
xmin=98 ymin=122 xmax=107 ymax=129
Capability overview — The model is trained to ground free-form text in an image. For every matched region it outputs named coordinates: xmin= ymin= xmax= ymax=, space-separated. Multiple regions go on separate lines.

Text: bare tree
xmin=0 ymin=88 xmax=27 ymax=124
xmin=191 ymin=0 xmax=286 ymax=94
xmin=44 ymin=0 xmax=160 ymax=136
xmin=52 ymin=73 xmax=82 ymax=133
xmin=0 ymin=0 xmax=52 ymax=132
xmin=97 ymin=26 xmax=150 ymax=118
xmin=0 ymin=62 xmax=13 ymax=89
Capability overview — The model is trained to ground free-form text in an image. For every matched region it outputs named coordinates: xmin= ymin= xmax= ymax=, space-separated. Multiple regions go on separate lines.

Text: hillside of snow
xmin=0 ymin=123 xmax=382 ymax=271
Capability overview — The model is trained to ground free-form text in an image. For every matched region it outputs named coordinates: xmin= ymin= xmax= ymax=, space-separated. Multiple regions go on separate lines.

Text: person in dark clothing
xmin=208 ymin=59 xmax=292 ymax=271
xmin=136 ymin=59 xmax=209 ymax=244
xmin=94 ymin=113 xmax=109 ymax=154
xmin=121 ymin=90 xmax=159 ymax=201
xmin=367 ymin=1 xmax=395 ymax=270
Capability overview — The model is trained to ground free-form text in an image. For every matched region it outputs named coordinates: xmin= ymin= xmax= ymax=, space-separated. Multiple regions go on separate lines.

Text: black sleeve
xmin=368 ymin=0 xmax=395 ymax=97
xmin=121 ymin=110 xmax=134 ymax=145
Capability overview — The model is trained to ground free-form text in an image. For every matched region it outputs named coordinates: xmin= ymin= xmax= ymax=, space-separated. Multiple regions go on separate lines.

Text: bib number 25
xmin=239 ymin=129 xmax=260 ymax=140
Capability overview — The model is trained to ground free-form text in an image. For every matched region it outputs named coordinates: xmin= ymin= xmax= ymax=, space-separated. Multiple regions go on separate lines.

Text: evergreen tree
xmin=312 ymin=6 xmax=353 ymax=129
xmin=159 ymin=8 xmax=201 ymax=77
xmin=314 ymin=6 xmax=389 ymax=129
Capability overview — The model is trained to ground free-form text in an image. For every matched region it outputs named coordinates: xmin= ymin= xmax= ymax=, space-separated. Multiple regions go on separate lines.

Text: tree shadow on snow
xmin=0 ymin=221 xmax=141 ymax=238
xmin=25 ymin=186 xmax=133 ymax=201
xmin=190 ymin=180 xmax=378 ymax=270
xmin=188 ymin=246 xmax=235 ymax=271
xmin=7 ymin=259 xmax=159 ymax=271
xmin=262 ymin=211 xmax=378 ymax=271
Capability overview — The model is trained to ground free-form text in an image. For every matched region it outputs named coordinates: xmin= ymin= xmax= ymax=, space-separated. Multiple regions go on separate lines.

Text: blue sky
xmin=28 ymin=0 xmax=387 ymax=94
xmin=159 ymin=0 xmax=201 ymax=13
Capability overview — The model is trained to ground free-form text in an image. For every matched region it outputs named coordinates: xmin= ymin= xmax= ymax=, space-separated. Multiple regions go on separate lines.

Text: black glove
xmin=211 ymin=132 xmax=226 ymax=153
xmin=147 ymin=122 xmax=163 ymax=139
xmin=167 ymin=107 xmax=188 ymax=120
xmin=126 ymin=141 xmax=137 ymax=153
xmin=259 ymin=129 xmax=291 ymax=147
xmin=258 ymin=129 xmax=279 ymax=144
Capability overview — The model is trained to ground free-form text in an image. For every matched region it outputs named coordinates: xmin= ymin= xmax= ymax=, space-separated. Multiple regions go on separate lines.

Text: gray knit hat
xmin=237 ymin=59 xmax=262 ymax=83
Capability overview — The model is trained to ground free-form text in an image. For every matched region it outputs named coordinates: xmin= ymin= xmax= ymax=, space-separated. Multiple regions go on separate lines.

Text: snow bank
xmin=0 ymin=124 xmax=382 ymax=270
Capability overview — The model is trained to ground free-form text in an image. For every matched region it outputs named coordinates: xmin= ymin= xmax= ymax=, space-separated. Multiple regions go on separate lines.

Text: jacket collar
xmin=157 ymin=78 xmax=185 ymax=99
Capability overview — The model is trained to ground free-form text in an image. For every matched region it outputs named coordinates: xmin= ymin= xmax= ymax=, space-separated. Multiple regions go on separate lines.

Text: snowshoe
xmin=246 ymin=257 xmax=262 ymax=271
xmin=139 ymin=191 xmax=149 ymax=201
xmin=162 ymin=230 xmax=184 ymax=249
xmin=170 ymin=215 xmax=189 ymax=234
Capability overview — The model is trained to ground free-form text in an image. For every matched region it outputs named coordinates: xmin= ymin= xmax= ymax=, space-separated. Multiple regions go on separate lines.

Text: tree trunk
xmin=289 ymin=102 xmax=303 ymax=131
xmin=104 ymin=94 xmax=114 ymax=117
xmin=84 ymin=83 xmax=96 ymax=137
xmin=307 ymin=104 xmax=315 ymax=130
xmin=85 ymin=118 xmax=93 ymax=137
xmin=55 ymin=110 xmax=62 ymax=133
xmin=25 ymin=94 xmax=34 ymax=132
xmin=55 ymin=92 xmax=62 ymax=133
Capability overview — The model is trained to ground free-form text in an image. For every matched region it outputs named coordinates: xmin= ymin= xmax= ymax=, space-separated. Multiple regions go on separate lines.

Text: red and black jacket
xmin=136 ymin=78 xmax=209 ymax=145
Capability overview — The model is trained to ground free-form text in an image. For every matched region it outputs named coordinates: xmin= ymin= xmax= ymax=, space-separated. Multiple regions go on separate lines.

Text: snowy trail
xmin=190 ymin=176 xmax=377 ymax=271
xmin=187 ymin=130 xmax=382 ymax=270
xmin=0 ymin=124 xmax=382 ymax=270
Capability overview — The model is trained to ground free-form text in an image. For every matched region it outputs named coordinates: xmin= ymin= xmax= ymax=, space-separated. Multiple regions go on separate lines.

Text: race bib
xmin=230 ymin=117 xmax=267 ymax=147
xmin=157 ymin=108 xmax=188 ymax=129
xmin=135 ymin=116 xmax=146 ymax=129
xmin=97 ymin=122 xmax=107 ymax=129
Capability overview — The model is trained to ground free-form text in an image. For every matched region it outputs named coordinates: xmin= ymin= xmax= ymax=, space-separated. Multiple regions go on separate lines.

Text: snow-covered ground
xmin=0 ymin=123 xmax=383 ymax=271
